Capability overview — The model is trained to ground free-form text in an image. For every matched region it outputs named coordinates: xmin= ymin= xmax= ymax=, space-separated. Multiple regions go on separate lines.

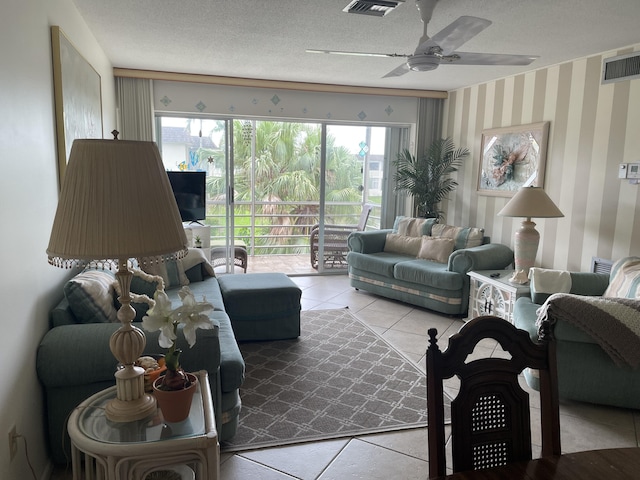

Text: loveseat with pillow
xmin=514 ymin=256 xmax=640 ymax=409
xmin=346 ymin=217 xmax=514 ymax=315
xmin=36 ymin=249 xmax=245 ymax=464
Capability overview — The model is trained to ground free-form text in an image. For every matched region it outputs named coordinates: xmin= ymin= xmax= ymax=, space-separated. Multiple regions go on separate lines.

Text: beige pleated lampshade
xmin=498 ymin=186 xmax=564 ymax=219
xmin=47 ymin=139 xmax=188 ymax=267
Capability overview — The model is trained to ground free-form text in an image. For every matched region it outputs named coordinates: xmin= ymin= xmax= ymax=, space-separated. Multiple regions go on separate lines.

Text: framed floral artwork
xmin=477 ymin=121 xmax=550 ymax=197
xmin=51 ymin=26 xmax=103 ymax=188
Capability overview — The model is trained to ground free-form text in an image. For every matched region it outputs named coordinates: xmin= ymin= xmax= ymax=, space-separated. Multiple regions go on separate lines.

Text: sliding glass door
xmin=156 ymin=115 xmax=406 ymax=275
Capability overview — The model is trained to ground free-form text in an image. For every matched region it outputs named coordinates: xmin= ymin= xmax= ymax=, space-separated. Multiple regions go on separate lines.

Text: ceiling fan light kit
xmin=408 ymin=55 xmax=440 ymax=72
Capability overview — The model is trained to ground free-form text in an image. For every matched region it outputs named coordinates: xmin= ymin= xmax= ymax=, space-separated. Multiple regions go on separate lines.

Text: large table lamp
xmin=47 ymin=138 xmax=188 ymax=422
xmin=498 ymin=186 xmax=563 ymax=284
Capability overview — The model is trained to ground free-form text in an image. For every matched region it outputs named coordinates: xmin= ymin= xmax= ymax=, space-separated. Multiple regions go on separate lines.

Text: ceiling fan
xmin=307 ymin=0 xmax=538 ymax=77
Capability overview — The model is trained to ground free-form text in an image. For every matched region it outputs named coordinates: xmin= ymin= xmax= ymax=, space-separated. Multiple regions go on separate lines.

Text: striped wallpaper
xmin=442 ymin=43 xmax=640 ymax=272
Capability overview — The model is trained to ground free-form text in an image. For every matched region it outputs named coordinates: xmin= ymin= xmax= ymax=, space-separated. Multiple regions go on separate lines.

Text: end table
xmin=67 ymin=370 xmax=218 ymax=480
xmin=467 ymin=270 xmax=531 ymax=324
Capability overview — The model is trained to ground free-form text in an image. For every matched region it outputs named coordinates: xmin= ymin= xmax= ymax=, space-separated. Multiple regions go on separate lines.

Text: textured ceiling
xmin=72 ymin=0 xmax=640 ymax=92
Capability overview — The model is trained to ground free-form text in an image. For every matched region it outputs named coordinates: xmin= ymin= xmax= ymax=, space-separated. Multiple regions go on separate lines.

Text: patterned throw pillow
xmin=395 ymin=217 xmax=437 ymax=237
xmin=383 ymin=233 xmax=423 ymax=256
xmin=129 ymin=269 xmax=165 ymax=296
xmin=604 ymin=257 xmax=640 ymax=299
xmin=417 ymin=236 xmax=455 ymax=263
xmin=63 ymin=269 xmax=117 ymax=324
xmin=140 ymin=257 xmax=189 ymax=289
xmin=431 ymin=224 xmax=484 ymax=250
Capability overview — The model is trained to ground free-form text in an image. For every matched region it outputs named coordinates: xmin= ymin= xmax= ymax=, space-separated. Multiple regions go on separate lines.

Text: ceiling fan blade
xmin=416 ymin=16 xmax=491 ymax=56
xmin=306 ymin=48 xmax=407 ymax=58
xmin=382 ymin=62 xmax=411 ymax=78
xmin=451 ymin=52 xmax=539 ymax=66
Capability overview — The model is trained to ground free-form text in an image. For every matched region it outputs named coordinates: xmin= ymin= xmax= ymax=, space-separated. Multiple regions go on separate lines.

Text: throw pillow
xmin=140 ymin=257 xmax=189 ymax=289
xmin=63 ymin=269 xmax=118 ymax=324
xmin=431 ymin=224 xmax=484 ymax=250
xmin=396 ymin=217 xmax=437 ymax=237
xmin=181 ymin=248 xmax=216 ymax=278
xmin=383 ymin=233 xmax=423 ymax=256
xmin=604 ymin=257 xmax=640 ymax=299
xmin=392 ymin=215 xmax=405 ymax=233
xmin=529 ymin=267 xmax=572 ymax=295
xmin=417 ymin=236 xmax=455 ymax=263
xmin=529 ymin=267 xmax=572 ymax=304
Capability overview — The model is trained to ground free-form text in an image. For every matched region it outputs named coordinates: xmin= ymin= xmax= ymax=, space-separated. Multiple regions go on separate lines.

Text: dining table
xmin=436 ymin=447 xmax=640 ymax=479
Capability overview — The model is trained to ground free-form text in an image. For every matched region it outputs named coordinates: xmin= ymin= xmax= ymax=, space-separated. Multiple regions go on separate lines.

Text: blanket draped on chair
xmin=536 ymin=293 xmax=640 ymax=368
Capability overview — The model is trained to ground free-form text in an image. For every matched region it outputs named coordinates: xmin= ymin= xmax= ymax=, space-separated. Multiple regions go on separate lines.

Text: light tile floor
xmin=219 ymin=274 xmax=640 ymax=479
xmin=53 ymin=273 xmax=640 ymax=480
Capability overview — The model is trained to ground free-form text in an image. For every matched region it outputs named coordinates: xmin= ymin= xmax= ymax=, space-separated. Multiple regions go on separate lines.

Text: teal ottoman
xmin=217 ymin=273 xmax=302 ymax=341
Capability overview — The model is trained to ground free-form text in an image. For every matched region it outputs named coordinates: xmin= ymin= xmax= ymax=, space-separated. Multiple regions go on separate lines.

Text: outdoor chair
xmin=310 ymin=204 xmax=373 ymax=269
xmin=426 ymin=315 xmax=561 ymax=478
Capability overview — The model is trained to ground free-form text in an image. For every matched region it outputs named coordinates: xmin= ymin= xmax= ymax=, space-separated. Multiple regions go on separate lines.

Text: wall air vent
xmin=343 ymin=0 xmax=404 ymax=17
xmin=602 ymin=51 xmax=640 ymax=84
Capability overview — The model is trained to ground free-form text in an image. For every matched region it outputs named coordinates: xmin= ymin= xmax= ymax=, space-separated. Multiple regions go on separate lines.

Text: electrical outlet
xmin=8 ymin=424 xmax=18 ymax=461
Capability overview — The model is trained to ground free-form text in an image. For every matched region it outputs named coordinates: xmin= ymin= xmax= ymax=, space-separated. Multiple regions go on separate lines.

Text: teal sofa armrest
xmin=37 ymin=320 xmax=221 ymax=388
xmin=568 ymin=272 xmax=609 ymax=295
xmin=50 ymin=297 xmax=78 ymax=328
xmin=513 ymin=296 xmax=540 ymax=339
xmin=348 ymin=229 xmax=392 ymax=254
xmin=514 ymin=295 xmax=594 ymax=344
xmin=37 ymin=317 xmax=224 ymax=465
xmin=447 ymin=243 xmax=514 ymax=274
xmin=530 ymin=272 xmax=610 ymax=304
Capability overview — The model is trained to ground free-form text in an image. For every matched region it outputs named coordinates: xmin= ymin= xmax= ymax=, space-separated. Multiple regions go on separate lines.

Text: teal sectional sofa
xmin=346 ymin=217 xmax=514 ymax=315
xmin=514 ymin=257 xmax=640 ymax=409
xmin=37 ymin=251 xmax=245 ymax=464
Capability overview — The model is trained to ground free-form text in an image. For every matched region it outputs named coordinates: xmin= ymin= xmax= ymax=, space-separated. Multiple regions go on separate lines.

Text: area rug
xmin=221 ymin=307 xmax=450 ymax=453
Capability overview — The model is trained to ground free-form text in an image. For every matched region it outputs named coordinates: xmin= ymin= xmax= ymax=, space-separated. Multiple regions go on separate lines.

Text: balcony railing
xmin=203 ymin=201 xmax=379 ymax=257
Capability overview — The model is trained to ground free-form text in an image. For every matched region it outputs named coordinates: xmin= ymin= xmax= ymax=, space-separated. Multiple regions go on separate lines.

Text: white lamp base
xmin=512 ymin=218 xmax=540 ymax=285
xmin=105 ymin=261 xmax=157 ymax=422
xmin=509 ymin=269 xmax=530 ymax=284
xmin=105 ymin=393 xmax=156 ymax=423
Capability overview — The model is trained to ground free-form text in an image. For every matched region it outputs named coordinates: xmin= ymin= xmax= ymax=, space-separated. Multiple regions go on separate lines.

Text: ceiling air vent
xmin=602 ymin=51 xmax=640 ymax=84
xmin=343 ymin=0 xmax=404 ymax=17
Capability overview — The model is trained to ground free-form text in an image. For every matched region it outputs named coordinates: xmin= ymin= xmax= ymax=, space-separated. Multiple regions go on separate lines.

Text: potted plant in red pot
xmin=142 ymin=286 xmax=214 ymax=422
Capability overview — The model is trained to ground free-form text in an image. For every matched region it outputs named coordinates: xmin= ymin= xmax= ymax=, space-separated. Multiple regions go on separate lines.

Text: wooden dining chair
xmin=426 ymin=315 xmax=561 ymax=478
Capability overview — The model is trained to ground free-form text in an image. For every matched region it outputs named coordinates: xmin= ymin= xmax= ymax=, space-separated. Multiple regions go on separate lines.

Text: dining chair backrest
xmin=426 ymin=316 xmax=561 ymax=478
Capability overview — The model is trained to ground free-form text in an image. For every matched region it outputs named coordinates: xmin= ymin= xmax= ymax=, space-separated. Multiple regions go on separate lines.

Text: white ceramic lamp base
xmin=511 ymin=219 xmax=540 ymax=285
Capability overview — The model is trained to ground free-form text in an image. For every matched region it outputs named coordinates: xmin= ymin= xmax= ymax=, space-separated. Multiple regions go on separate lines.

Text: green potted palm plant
xmin=393 ymin=137 xmax=469 ymax=220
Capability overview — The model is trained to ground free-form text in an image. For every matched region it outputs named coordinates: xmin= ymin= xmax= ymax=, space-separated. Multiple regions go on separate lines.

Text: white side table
xmin=68 ymin=370 xmax=218 ymax=480
xmin=467 ymin=270 xmax=531 ymax=324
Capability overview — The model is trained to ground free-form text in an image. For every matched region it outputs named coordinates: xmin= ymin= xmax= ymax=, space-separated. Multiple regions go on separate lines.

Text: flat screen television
xmin=166 ymin=171 xmax=206 ymax=223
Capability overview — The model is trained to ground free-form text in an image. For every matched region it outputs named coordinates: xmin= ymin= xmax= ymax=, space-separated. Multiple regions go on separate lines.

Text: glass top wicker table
xmin=67 ymin=370 xmax=218 ymax=480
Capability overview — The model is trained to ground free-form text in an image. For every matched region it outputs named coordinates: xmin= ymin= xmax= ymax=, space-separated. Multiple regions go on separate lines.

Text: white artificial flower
xmin=142 ymin=290 xmax=178 ymax=349
xmin=175 ymin=286 xmax=214 ymax=347
xmin=142 ymin=286 xmax=214 ymax=349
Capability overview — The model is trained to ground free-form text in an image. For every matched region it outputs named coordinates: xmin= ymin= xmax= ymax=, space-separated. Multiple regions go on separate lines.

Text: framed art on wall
xmin=477 ymin=121 xmax=550 ymax=197
xmin=51 ymin=26 xmax=103 ymax=188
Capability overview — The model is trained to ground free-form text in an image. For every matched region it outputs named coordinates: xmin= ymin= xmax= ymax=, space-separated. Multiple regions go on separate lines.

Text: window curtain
xmin=116 ymin=77 xmax=154 ymax=141
xmin=416 ymin=97 xmax=443 ymax=159
xmin=381 ymin=126 xmax=409 ymax=229
xmin=399 ymin=97 xmax=443 ymax=218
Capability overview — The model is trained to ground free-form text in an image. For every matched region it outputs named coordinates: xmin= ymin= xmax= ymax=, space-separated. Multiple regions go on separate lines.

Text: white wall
xmin=443 ymin=44 xmax=640 ymax=272
xmin=0 ymin=1 xmax=114 ymax=478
